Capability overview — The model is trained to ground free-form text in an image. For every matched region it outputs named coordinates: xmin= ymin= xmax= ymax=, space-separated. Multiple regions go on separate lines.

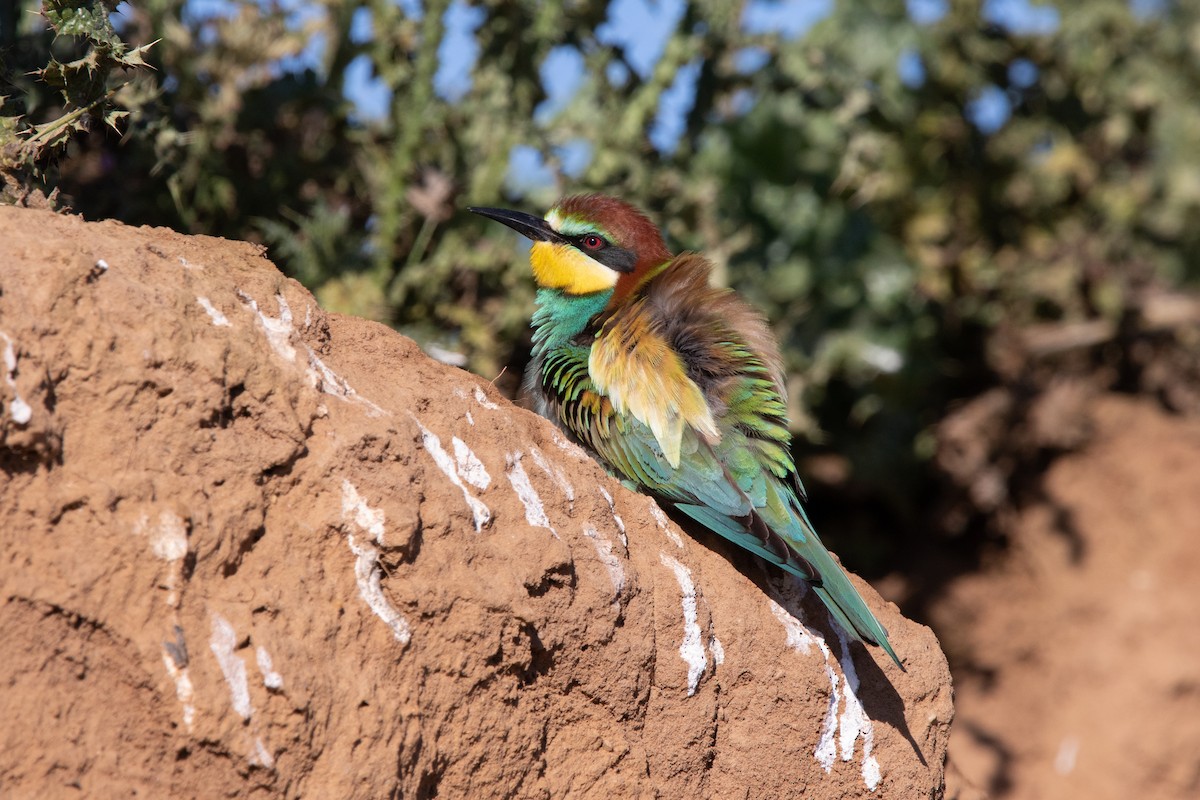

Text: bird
xmin=470 ymin=194 xmax=901 ymax=668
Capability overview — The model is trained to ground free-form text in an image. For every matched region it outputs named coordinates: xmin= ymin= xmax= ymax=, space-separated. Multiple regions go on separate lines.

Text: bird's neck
xmin=531 ymin=287 xmax=613 ymax=357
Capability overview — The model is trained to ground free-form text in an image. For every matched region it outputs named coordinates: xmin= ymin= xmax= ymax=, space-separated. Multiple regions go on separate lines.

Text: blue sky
xmin=172 ymin=0 xmax=1071 ymax=188
xmin=344 ymin=0 xmax=1063 ymax=159
xmin=345 ymin=0 xmax=847 ymax=134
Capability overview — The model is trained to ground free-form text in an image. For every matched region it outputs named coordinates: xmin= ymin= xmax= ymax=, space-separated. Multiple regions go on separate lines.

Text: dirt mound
xmin=0 ymin=207 xmax=951 ymax=798
xmin=943 ymin=395 xmax=1200 ymax=800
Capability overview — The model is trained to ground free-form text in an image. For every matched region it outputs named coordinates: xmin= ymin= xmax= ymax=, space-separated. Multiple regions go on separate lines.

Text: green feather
xmin=531 ymin=287 xmax=611 ymax=356
xmin=526 ymin=261 xmax=902 ymax=669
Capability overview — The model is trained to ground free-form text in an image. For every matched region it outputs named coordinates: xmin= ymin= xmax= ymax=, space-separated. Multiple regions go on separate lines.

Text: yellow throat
xmin=530 ymin=241 xmax=622 ymax=295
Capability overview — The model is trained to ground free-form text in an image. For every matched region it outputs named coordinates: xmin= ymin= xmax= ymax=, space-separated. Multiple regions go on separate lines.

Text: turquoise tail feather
xmin=675 ymin=501 xmax=902 ymax=669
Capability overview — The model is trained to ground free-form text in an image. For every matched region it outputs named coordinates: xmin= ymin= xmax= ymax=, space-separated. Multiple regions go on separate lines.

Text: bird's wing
xmin=589 ymin=382 xmax=899 ymax=664
xmin=588 ymin=254 xmax=794 ymax=477
xmin=584 ymin=256 xmax=899 ymax=665
xmin=588 ymin=294 xmax=720 ymax=468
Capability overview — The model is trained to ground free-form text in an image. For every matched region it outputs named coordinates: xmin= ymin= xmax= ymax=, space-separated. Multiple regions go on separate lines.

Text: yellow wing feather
xmin=588 ymin=300 xmax=720 ymax=468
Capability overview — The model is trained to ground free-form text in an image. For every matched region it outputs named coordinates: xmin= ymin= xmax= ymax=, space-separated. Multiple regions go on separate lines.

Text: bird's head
xmin=470 ymin=194 xmax=672 ymax=302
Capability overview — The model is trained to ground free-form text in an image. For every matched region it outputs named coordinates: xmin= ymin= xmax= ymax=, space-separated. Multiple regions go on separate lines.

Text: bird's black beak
xmin=469 ymin=206 xmax=570 ymax=246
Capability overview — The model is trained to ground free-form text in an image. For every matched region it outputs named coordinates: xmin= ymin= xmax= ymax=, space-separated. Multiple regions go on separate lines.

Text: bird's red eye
xmin=583 ymin=235 xmax=605 ymax=250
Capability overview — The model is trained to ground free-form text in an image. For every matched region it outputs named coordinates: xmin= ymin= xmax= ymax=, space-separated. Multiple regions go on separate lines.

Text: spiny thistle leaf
xmin=43 ymin=0 xmax=125 ymax=53
xmin=103 ymin=108 xmax=129 ymax=131
xmin=119 ymin=42 xmax=158 ymax=69
xmin=38 ymin=53 xmax=111 ymax=105
xmin=0 ymin=97 xmax=23 ymax=163
xmin=3 ymin=0 xmax=156 ymax=169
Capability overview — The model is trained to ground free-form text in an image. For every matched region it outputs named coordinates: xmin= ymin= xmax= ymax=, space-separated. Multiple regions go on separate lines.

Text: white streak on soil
xmin=341 ymin=481 xmax=411 ymax=645
xmin=256 ymin=645 xmax=284 ymax=690
xmin=412 ymin=418 xmax=491 ymax=531
xmin=161 ymin=651 xmax=196 ymax=732
xmin=0 ymin=332 xmax=31 ymax=425
xmin=770 ymin=579 xmax=880 ymax=789
xmin=473 ymin=385 xmax=500 ymax=410
xmin=598 ymin=487 xmax=627 ymax=547
xmin=649 ymin=500 xmax=684 ymax=548
xmin=238 ymin=290 xmax=385 ymax=415
xmin=346 ymin=534 xmax=412 ymax=645
xmin=583 ymin=525 xmax=625 ymax=596
xmin=197 ymin=296 xmax=232 ymax=327
xmin=209 ymin=612 xmax=253 ymax=720
xmin=659 ymin=553 xmax=707 ymax=696
xmin=709 ymin=634 xmax=725 ymax=666
xmin=506 ymin=451 xmax=557 ymax=538
xmin=250 ymin=737 xmax=274 ymax=769
xmin=453 ymin=437 xmax=491 ymax=490
xmin=835 ymin=628 xmax=881 ymax=791
xmin=341 ymin=479 xmax=386 ymax=544
xmin=530 ymin=446 xmax=574 ymax=503
xmin=237 ymin=290 xmax=295 ymax=363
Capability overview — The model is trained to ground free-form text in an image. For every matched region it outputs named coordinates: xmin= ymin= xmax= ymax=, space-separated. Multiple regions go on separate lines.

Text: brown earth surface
xmin=942 ymin=395 xmax=1200 ymax=800
xmin=0 ymin=207 xmax=950 ymax=798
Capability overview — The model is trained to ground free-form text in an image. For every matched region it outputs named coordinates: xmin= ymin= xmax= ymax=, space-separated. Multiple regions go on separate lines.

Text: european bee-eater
xmin=470 ymin=195 xmax=901 ymax=668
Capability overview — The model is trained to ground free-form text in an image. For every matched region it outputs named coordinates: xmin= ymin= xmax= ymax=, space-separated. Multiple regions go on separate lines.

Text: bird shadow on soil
xmin=665 ymin=507 xmax=929 ymax=768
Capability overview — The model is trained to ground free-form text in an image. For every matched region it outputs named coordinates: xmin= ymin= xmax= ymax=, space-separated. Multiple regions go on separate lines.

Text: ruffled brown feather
xmin=635 ymin=254 xmax=787 ymax=403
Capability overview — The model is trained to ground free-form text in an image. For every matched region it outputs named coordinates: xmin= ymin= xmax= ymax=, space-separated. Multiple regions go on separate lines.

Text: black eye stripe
xmin=566 ymin=232 xmax=636 ymax=272
xmin=595 ymin=245 xmax=637 ymax=273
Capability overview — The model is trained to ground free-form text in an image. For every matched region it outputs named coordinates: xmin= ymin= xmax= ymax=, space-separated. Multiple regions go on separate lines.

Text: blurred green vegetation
xmin=4 ymin=0 xmax=1199 ymax=571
